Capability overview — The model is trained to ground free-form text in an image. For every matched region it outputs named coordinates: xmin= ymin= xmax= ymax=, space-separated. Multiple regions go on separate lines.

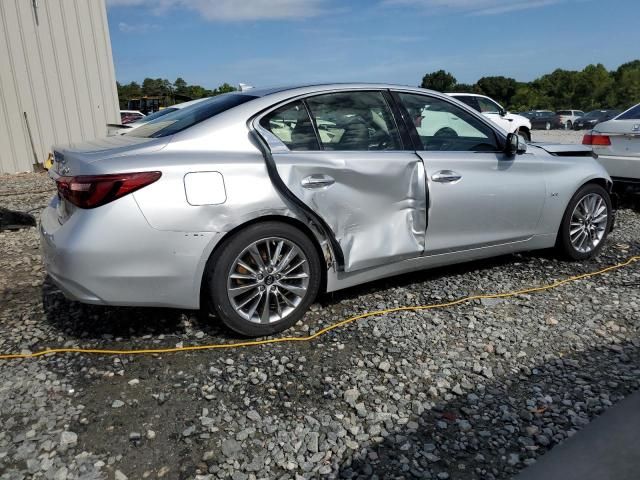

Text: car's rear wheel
xmin=566 ymin=120 xmax=573 ymax=130
xmin=545 ymin=121 xmax=551 ymax=130
xmin=557 ymin=184 xmax=612 ymax=260
xmin=206 ymin=222 xmax=321 ymax=336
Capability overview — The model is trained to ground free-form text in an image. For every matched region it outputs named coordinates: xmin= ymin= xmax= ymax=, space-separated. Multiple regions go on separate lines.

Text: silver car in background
xmin=583 ymin=102 xmax=640 ymax=194
xmin=42 ymin=84 xmax=614 ymax=336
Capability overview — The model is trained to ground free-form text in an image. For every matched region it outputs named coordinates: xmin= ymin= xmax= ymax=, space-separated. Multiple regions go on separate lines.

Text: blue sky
xmin=106 ymin=0 xmax=640 ymax=89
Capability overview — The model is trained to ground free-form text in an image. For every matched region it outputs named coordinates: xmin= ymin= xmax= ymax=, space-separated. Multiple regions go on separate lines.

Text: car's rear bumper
xmin=40 ymin=195 xmax=221 ymax=309
xmin=593 ymin=154 xmax=640 ymax=182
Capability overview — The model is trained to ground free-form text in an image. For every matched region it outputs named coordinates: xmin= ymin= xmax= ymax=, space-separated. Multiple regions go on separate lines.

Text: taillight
xmin=56 ymin=171 xmax=161 ymax=209
xmin=582 ymin=134 xmax=611 ymax=146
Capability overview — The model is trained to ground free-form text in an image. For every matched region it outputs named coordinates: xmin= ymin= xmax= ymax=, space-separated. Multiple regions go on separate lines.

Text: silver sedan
xmin=41 ymin=84 xmax=614 ymax=336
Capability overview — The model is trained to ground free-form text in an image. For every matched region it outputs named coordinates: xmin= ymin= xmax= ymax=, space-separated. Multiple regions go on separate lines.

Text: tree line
xmin=116 ymin=77 xmax=236 ymax=108
xmin=421 ymin=60 xmax=640 ymax=112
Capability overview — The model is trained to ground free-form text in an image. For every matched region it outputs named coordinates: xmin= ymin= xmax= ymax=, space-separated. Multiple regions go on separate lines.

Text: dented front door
xmin=268 ymin=150 xmax=427 ymax=271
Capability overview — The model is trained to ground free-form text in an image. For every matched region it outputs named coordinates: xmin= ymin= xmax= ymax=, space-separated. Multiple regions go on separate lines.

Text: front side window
xmin=397 ymin=93 xmax=500 ymax=152
xmin=305 ymin=91 xmax=402 ymax=151
xmin=617 ymin=104 xmax=640 ymax=120
xmin=477 ymin=97 xmax=502 ymax=114
xmin=260 ymin=101 xmax=319 ymax=151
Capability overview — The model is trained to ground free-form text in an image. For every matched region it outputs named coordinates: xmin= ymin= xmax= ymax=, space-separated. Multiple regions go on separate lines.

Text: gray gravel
xmin=1 ymin=172 xmax=639 ymax=479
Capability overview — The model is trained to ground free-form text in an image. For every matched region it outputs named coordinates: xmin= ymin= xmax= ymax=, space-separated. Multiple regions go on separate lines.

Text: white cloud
xmin=118 ymin=21 xmax=161 ymax=33
xmin=107 ymin=0 xmax=327 ymax=21
xmin=384 ymin=0 xmax=571 ymax=15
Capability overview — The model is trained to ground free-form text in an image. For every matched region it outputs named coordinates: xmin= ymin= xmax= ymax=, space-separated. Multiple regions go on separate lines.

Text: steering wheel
xmin=434 ymin=127 xmax=458 ymax=138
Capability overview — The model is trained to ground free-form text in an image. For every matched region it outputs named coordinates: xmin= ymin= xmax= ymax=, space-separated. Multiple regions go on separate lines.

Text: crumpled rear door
xmin=269 ymin=150 xmax=427 ymax=272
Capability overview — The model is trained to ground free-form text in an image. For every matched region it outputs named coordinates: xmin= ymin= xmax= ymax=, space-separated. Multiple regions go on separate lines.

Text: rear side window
xmin=305 ymin=91 xmax=402 ymax=151
xmin=617 ymin=104 xmax=640 ymax=120
xmin=127 ymin=94 xmax=257 ymax=138
xmin=556 ymin=110 xmax=571 ymax=115
xmin=260 ymin=101 xmax=320 ymax=151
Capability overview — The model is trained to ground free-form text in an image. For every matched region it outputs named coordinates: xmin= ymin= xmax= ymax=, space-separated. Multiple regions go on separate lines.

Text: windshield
xmin=583 ymin=111 xmax=607 ymax=119
xmin=126 ymin=94 xmax=258 ymax=138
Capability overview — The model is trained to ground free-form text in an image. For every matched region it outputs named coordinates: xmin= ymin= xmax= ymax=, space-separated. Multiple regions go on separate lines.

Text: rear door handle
xmin=431 ymin=170 xmax=462 ymax=183
xmin=301 ymin=174 xmax=335 ymax=189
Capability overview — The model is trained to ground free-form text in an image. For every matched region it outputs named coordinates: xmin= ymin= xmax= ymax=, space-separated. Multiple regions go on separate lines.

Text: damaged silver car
xmin=41 ymin=84 xmax=614 ymax=336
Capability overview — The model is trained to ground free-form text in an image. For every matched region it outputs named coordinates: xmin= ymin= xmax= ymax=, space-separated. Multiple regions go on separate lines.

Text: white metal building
xmin=0 ymin=0 xmax=119 ymax=174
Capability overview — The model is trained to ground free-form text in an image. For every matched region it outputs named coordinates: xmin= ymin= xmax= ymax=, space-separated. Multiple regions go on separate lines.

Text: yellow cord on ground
xmin=1 ymin=255 xmax=638 ymax=361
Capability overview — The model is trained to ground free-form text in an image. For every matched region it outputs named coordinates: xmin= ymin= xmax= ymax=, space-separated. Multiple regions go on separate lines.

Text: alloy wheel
xmin=569 ymin=193 xmax=608 ymax=253
xmin=226 ymin=237 xmax=310 ymax=324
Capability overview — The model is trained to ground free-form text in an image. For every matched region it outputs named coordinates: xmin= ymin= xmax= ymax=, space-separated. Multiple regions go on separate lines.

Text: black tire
xmin=566 ymin=121 xmax=572 ymax=130
xmin=517 ymin=128 xmax=531 ymax=142
xmin=206 ymin=221 xmax=322 ymax=337
xmin=557 ymin=183 xmax=612 ymax=260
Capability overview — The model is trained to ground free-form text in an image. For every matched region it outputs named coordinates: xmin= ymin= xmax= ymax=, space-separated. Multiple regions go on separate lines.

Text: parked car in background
xmin=119 ymin=110 xmax=145 ymax=125
xmin=573 ymin=110 xmax=621 ymax=130
xmin=43 ymin=84 xmax=613 ymax=337
xmin=521 ymin=110 xmax=563 ymax=130
xmin=583 ymin=103 xmax=640 ymax=193
xmin=447 ymin=93 xmax=532 ymax=141
xmin=556 ymin=110 xmax=585 ymax=129
xmin=109 ymin=99 xmax=207 ymax=136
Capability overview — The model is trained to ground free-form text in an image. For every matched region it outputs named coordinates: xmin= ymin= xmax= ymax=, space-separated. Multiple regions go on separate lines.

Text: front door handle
xmin=431 ymin=170 xmax=462 ymax=183
xmin=301 ymin=174 xmax=335 ymax=189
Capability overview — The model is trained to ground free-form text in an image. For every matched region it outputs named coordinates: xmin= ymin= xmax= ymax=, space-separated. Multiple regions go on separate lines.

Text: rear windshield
xmin=617 ymin=104 xmax=640 ymax=120
xmin=126 ymin=94 xmax=257 ymax=138
xmin=131 ymin=107 xmax=177 ymax=125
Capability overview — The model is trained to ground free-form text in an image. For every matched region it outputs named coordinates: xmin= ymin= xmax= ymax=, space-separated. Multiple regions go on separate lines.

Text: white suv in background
xmin=556 ymin=109 xmax=585 ymax=129
xmin=447 ymin=93 xmax=532 ymax=141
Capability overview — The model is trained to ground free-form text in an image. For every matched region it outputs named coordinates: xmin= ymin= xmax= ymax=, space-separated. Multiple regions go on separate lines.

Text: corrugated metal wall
xmin=0 ymin=0 xmax=119 ymax=174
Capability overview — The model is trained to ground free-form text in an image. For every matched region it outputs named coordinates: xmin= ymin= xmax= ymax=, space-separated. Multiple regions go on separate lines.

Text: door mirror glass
xmin=505 ymin=133 xmax=527 ymax=156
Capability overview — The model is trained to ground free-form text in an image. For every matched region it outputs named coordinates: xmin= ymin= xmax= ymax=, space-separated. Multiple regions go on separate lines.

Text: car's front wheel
xmin=206 ymin=222 xmax=322 ymax=336
xmin=557 ymin=184 xmax=612 ymax=260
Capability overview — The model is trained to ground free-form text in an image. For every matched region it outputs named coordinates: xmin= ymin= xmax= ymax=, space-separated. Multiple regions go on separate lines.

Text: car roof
xmin=244 ymin=83 xmax=439 ymax=98
xmin=445 ymin=93 xmax=487 ymax=98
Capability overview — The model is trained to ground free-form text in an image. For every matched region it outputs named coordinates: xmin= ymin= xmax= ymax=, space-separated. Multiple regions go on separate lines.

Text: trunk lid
xmin=593 ymin=120 xmax=640 ymax=157
xmin=50 ymin=136 xmax=169 ymax=176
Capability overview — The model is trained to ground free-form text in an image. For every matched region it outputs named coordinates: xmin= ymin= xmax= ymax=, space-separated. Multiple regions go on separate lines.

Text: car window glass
xmin=617 ymin=105 xmax=640 ymax=120
xmin=127 ymin=94 xmax=257 ymax=138
xmin=260 ymin=101 xmax=320 ymax=151
xmin=454 ymin=96 xmax=480 ymax=112
xmin=477 ymin=97 xmax=501 ymax=113
xmin=305 ymin=91 xmax=402 ymax=151
xmin=398 ymin=93 xmax=499 ymax=152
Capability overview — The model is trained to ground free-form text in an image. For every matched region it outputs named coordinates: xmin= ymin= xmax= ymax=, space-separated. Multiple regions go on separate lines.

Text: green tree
xmin=475 ymin=76 xmax=518 ymax=107
xmin=421 ymin=70 xmax=457 ymax=92
xmin=173 ymin=77 xmax=188 ymax=95
xmin=613 ymin=60 xmax=640 ymax=109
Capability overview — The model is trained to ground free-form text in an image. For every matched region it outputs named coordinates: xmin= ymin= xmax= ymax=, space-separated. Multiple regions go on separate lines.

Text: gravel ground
xmin=530 ymin=129 xmax=586 ymax=144
xmin=0 ymin=171 xmax=639 ymax=480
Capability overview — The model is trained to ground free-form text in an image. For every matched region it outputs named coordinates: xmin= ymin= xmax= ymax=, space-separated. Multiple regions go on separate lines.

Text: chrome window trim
xmin=252 ymin=87 xmax=409 ymax=154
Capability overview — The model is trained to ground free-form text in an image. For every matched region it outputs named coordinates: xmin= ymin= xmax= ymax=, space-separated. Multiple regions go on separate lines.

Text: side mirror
xmin=499 ymin=108 xmax=507 ymax=117
xmin=505 ymin=132 xmax=527 ymax=156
